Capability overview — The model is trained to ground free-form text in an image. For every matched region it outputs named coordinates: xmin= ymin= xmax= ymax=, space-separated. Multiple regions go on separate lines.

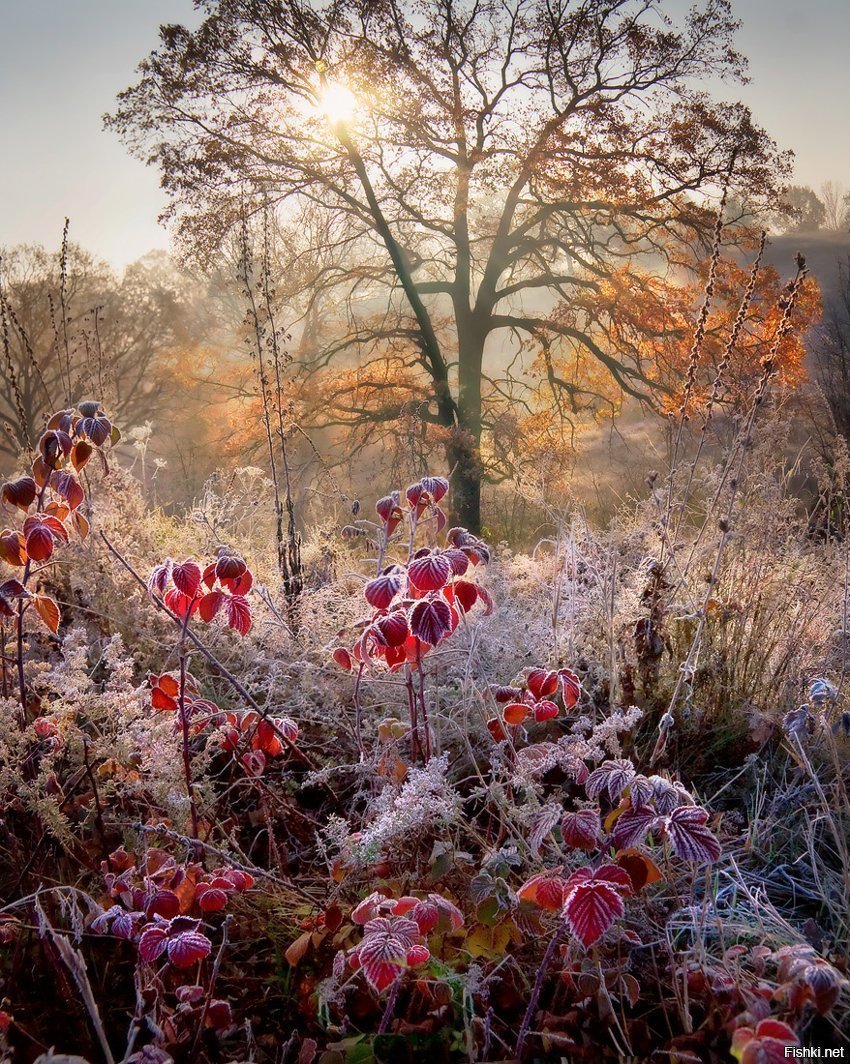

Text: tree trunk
xmin=448 ymin=446 xmax=482 ymax=531
xmin=448 ymin=324 xmax=485 ymax=532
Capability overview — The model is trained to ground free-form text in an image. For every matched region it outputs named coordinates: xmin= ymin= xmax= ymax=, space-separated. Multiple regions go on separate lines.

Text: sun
xmin=319 ymin=82 xmax=358 ymax=125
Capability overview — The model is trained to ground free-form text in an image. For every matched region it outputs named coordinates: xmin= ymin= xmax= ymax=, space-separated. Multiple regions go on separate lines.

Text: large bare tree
xmin=108 ymin=0 xmax=787 ymax=530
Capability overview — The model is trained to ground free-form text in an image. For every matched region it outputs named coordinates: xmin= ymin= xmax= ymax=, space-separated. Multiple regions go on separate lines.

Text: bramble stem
xmin=515 ymin=924 xmax=563 ymax=1060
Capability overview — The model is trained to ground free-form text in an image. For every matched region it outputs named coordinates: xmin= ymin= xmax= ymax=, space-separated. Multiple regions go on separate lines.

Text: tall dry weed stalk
xmin=238 ymin=208 xmax=303 ymax=630
xmin=651 ymin=258 xmax=810 ymax=763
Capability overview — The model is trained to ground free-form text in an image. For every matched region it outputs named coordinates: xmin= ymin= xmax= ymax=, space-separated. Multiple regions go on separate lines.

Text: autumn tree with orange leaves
xmin=110 ymin=0 xmax=807 ymax=531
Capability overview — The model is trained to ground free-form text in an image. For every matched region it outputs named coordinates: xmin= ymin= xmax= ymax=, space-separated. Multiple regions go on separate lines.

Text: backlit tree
xmin=109 ymin=0 xmax=791 ymax=530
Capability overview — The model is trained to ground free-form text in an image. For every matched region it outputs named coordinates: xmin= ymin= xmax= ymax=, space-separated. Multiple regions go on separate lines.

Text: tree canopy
xmin=109 ymin=0 xmax=793 ymax=529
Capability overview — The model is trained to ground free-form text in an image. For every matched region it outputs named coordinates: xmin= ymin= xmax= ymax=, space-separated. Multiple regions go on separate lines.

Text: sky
xmin=1 ymin=0 xmax=849 ymax=268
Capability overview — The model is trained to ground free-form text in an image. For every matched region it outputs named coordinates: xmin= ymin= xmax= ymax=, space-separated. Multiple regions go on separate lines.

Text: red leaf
xmin=374 ymin=612 xmax=409 ymax=647
xmin=443 ymin=548 xmax=469 ymax=576
xmin=0 ymin=530 xmax=27 ymax=566
xmin=561 ymin=809 xmax=601 ymax=851
xmin=503 ymin=702 xmax=530 ymax=725
xmin=172 ymin=559 xmax=202 ymax=598
xmin=195 ymin=884 xmax=229 ymax=913
xmin=215 ymin=554 xmax=247 ymax=581
xmin=147 ymin=560 xmax=173 ymax=596
xmin=375 ymin=495 xmax=403 ymax=534
xmin=559 ymin=668 xmax=582 ymax=709
xmin=332 ymin=647 xmax=353 ymax=671
xmin=420 ymin=475 xmax=448 ymax=502
xmin=1 ymin=476 xmax=36 ymax=511
xmin=615 ymin=849 xmax=664 ymax=892
xmin=151 ymin=686 xmax=178 ymax=711
xmin=409 ymin=597 xmax=452 ymax=645
xmin=517 ymin=869 xmax=567 ymax=911
xmin=406 ymin=481 xmax=426 ymax=510
xmin=351 ymin=892 xmax=394 ymax=925
xmin=225 ymin=595 xmax=252 ymax=635
xmin=476 ymin=584 xmax=495 ymax=615
xmin=529 ymin=805 xmax=562 ymax=856
xmin=527 ymin=668 xmax=559 ymax=700
xmin=71 ymin=511 xmax=90 ymax=539
xmin=239 ymin=734 xmax=266 ymax=765
xmin=167 ymin=930 xmax=212 ymax=968
xmin=138 ymin=926 xmax=168 ymax=963
xmin=666 ymin=806 xmax=721 ymax=864
xmin=77 ymin=413 xmax=112 ymax=447
xmin=486 ymin=718 xmax=508 ymax=742
xmin=33 ymin=594 xmax=60 ymax=633
xmin=490 ymin=685 xmax=522 ymax=704
xmin=453 ymin=579 xmax=478 ymax=612
xmin=355 ymin=915 xmax=419 ymax=992
xmin=146 ymin=889 xmax=180 ymax=919
xmin=360 ymin=956 xmax=403 ymax=992
xmin=533 ymin=699 xmax=559 ymax=722
xmin=23 ymin=524 xmax=54 ymax=562
xmin=611 ymin=806 xmax=658 ymax=850
xmin=199 ymin=590 xmax=225 ymax=623
xmin=49 ymin=471 xmax=84 ymax=510
xmin=408 ymin=553 xmax=452 ymax=592
xmin=153 ymin=673 xmax=180 ymax=697
xmin=409 ymin=894 xmax=463 ymax=934
xmin=364 ymin=570 xmax=403 ymax=609
xmin=70 ymin=439 xmax=93 ymax=471
xmin=165 ymin=588 xmax=198 ymax=619
xmin=586 ymin=759 xmax=636 ymax=801
xmin=562 ymin=867 xmax=629 ymax=947
xmin=222 ymin=569 xmax=253 ymax=595
xmin=222 ymin=869 xmax=254 ymax=892
xmin=406 ymin=944 xmax=430 ymax=966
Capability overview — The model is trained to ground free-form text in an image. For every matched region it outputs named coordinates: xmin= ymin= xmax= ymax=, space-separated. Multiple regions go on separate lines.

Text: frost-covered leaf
xmin=364 ymin=569 xmax=403 ymax=609
xmin=374 ymin=611 xmax=409 ymax=647
xmin=410 ymin=597 xmax=452 ymax=645
xmin=517 ymin=869 xmax=566 ymax=911
xmin=408 ymin=552 xmax=452 ymax=592
xmin=666 ymin=806 xmax=721 ymax=864
xmin=529 ymin=804 xmax=562 ymax=857
xmin=586 ymin=759 xmax=636 ymax=801
xmin=33 ymin=594 xmax=60 ymax=633
xmin=172 ymin=559 xmax=202 ymax=598
xmin=562 ymin=866 xmax=631 ymax=948
xmin=611 ymin=806 xmax=658 ymax=850
xmin=561 ymin=809 xmax=601 ymax=851
xmin=225 ymin=594 xmax=252 ymax=635
xmin=527 ymin=668 xmax=558 ymax=700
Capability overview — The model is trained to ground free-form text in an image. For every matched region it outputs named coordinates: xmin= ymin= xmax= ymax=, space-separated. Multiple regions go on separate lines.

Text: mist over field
xmin=1 ymin=2 xmax=849 ymax=1061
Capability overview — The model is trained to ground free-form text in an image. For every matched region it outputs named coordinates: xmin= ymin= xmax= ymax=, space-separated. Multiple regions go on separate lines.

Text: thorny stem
xmin=406 ymin=669 xmax=420 ymax=763
xmin=99 ymin=532 xmax=319 ymax=772
xmin=353 ymin=661 xmax=366 ymax=762
xmin=378 ymin=979 xmax=401 ymax=1034
xmin=81 ymin=738 xmax=111 ymax=866
xmin=0 ymin=622 xmax=8 ymax=699
xmin=190 ymin=914 xmax=232 ymax=1059
xmin=515 ymin=924 xmax=564 ymax=1060
xmin=416 ymin=642 xmax=431 ymax=761
xmin=178 ymin=604 xmax=200 ymax=839
xmin=262 ymin=208 xmax=303 ymax=628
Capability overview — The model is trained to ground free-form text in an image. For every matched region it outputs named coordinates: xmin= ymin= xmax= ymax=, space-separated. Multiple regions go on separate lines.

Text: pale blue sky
xmin=1 ymin=0 xmax=848 ymax=266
